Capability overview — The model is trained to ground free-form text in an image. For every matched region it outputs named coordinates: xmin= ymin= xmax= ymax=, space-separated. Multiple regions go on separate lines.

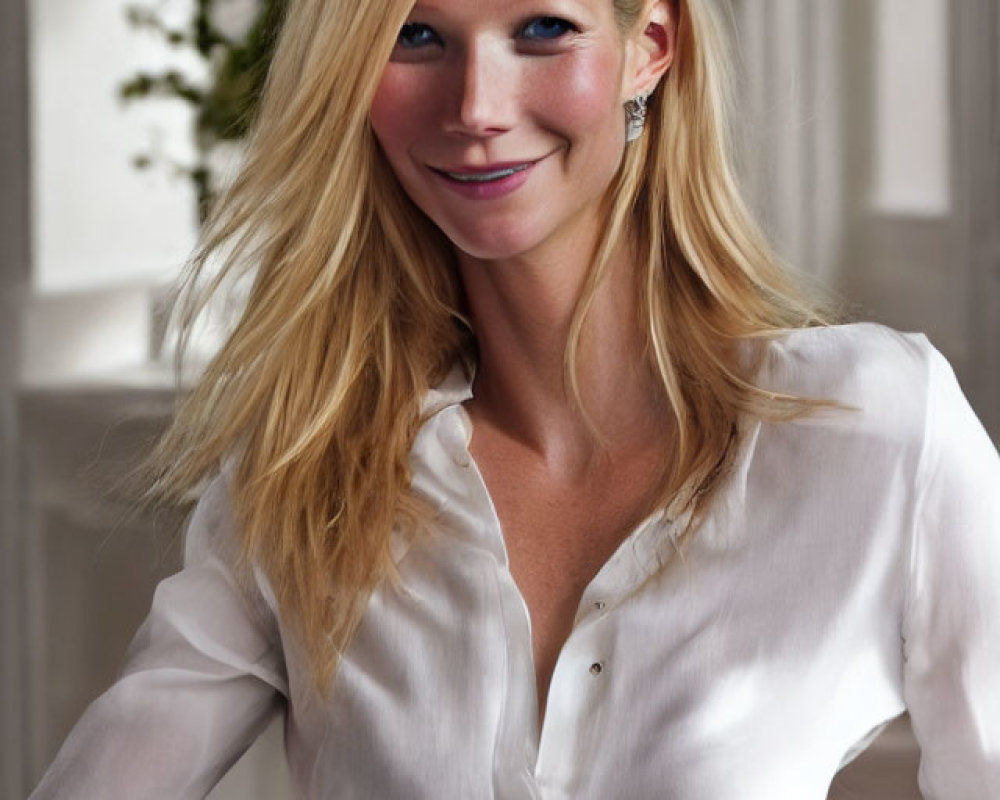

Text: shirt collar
xmin=420 ymin=361 xmax=474 ymax=419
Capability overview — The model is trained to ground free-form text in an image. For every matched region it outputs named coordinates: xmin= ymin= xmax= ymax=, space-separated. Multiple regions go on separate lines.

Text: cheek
xmin=533 ymin=48 xmax=624 ymax=137
xmin=370 ymin=67 xmax=432 ymax=161
xmin=369 ymin=72 xmax=406 ymax=155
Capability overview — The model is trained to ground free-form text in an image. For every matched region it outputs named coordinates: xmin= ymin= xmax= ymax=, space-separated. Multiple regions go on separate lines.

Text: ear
xmin=623 ymin=0 xmax=677 ymax=100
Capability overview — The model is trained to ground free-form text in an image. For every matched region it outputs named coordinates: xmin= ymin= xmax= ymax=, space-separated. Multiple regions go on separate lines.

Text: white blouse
xmin=31 ymin=324 xmax=1000 ymax=799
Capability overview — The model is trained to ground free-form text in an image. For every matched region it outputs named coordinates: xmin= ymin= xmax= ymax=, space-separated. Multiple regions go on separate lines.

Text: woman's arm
xmin=30 ymin=474 xmax=288 ymax=800
xmin=903 ymin=347 xmax=1000 ymax=797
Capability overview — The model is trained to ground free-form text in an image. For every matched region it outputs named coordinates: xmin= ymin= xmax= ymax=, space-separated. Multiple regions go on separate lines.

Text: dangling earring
xmin=624 ymin=93 xmax=649 ymax=143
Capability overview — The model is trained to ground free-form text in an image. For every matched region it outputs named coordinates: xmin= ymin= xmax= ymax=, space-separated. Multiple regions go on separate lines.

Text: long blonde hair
xmin=150 ymin=0 xmax=824 ymax=692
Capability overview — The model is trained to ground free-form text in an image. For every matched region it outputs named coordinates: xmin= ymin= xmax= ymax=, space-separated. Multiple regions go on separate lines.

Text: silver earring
xmin=624 ymin=93 xmax=649 ymax=142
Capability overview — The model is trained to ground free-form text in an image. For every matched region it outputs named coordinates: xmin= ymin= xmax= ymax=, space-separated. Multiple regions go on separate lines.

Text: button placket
xmin=535 ymin=629 xmax=612 ymax=792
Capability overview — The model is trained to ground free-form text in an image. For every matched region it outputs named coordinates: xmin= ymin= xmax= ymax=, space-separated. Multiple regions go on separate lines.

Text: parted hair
xmin=150 ymin=0 xmax=824 ymax=692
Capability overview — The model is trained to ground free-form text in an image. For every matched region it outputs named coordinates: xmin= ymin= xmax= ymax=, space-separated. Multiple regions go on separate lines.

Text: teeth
xmin=445 ymin=164 xmax=530 ymax=182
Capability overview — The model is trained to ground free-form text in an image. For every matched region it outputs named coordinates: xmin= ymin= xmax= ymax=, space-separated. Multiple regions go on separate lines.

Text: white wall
xmin=28 ymin=0 xmax=201 ymax=294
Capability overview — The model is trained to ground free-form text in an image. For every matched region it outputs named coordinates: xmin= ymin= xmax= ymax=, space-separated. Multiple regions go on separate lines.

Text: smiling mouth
xmin=435 ymin=163 xmax=534 ymax=183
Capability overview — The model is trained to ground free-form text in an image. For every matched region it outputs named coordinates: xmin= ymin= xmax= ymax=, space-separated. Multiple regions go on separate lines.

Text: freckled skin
xmin=369 ymin=0 xmax=632 ymax=263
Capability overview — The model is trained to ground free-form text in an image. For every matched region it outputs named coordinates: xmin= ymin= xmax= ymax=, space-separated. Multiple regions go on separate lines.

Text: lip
xmin=429 ymin=158 xmax=544 ymax=200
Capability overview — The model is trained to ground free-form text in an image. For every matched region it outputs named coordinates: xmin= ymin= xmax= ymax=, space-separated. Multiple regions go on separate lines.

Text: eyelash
xmin=394 ymin=16 xmax=578 ymax=51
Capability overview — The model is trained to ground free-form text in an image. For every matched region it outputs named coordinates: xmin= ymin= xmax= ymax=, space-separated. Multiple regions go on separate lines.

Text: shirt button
xmin=589 ymin=661 xmax=604 ymax=676
xmin=594 ymin=600 xmax=606 ymax=611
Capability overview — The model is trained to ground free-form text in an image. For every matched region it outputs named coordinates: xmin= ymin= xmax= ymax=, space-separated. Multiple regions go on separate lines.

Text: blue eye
xmin=521 ymin=16 xmax=575 ymax=40
xmin=397 ymin=22 xmax=440 ymax=49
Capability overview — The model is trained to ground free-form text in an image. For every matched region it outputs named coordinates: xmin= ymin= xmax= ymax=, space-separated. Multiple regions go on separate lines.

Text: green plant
xmin=121 ymin=0 xmax=286 ymax=222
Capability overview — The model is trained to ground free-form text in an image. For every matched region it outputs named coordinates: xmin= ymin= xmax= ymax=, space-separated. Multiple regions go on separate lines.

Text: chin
xmin=437 ymin=220 xmax=548 ymax=263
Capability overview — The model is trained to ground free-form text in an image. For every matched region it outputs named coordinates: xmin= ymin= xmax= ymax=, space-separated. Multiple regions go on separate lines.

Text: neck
xmin=458 ymin=238 xmax=669 ymax=472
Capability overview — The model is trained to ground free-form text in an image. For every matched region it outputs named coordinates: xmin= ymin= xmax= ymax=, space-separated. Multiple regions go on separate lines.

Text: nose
xmin=444 ymin=40 xmax=515 ymax=137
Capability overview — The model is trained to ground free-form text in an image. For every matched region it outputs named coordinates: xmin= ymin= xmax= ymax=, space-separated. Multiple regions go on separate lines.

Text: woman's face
xmin=370 ymin=0 xmax=654 ymax=263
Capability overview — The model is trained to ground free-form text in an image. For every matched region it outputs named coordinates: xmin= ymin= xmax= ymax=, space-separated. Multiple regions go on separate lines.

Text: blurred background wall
xmin=1 ymin=1 xmax=997 ymax=798
xmin=733 ymin=0 xmax=999 ymax=441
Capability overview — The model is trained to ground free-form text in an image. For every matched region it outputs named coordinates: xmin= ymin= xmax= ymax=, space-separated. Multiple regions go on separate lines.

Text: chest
xmin=297 ymin=404 xmax=913 ymax=797
xmin=298 ymin=490 xmax=907 ymax=800
xmin=468 ymin=434 xmax=668 ymax=718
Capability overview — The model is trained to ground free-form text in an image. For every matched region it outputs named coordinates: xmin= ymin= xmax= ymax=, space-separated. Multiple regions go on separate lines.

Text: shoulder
xmin=745 ymin=323 xmax=985 ymax=480
xmin=758 ymin=323 xmax=948 ymax=438
xmin=758 ymin=322 xmax=937 ymax=401
xmin=183 ymin=468 xmax=240 ymax=565
xmin=175 ymin=467 xmax=284 ymax=635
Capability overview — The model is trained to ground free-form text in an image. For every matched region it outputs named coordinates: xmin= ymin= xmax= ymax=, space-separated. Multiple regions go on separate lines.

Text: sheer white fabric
xmin=31 ymin=324 xmax=1000 ymax=799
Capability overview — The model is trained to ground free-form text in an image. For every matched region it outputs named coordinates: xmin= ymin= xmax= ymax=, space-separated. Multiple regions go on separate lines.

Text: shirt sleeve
xmin=902 ymin=345 xmax=1000 ymax=798
xmin=30 ymin=473 xmax=289 ymax=800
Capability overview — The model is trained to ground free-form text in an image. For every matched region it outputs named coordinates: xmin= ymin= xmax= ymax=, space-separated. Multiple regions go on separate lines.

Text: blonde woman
xmin=32 ymin=0 xmax=1000 ymax=797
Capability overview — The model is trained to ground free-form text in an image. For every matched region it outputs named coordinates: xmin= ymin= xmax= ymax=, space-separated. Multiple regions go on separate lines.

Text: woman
xmin=32 ymin=0 xmax=1000 ymax=797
